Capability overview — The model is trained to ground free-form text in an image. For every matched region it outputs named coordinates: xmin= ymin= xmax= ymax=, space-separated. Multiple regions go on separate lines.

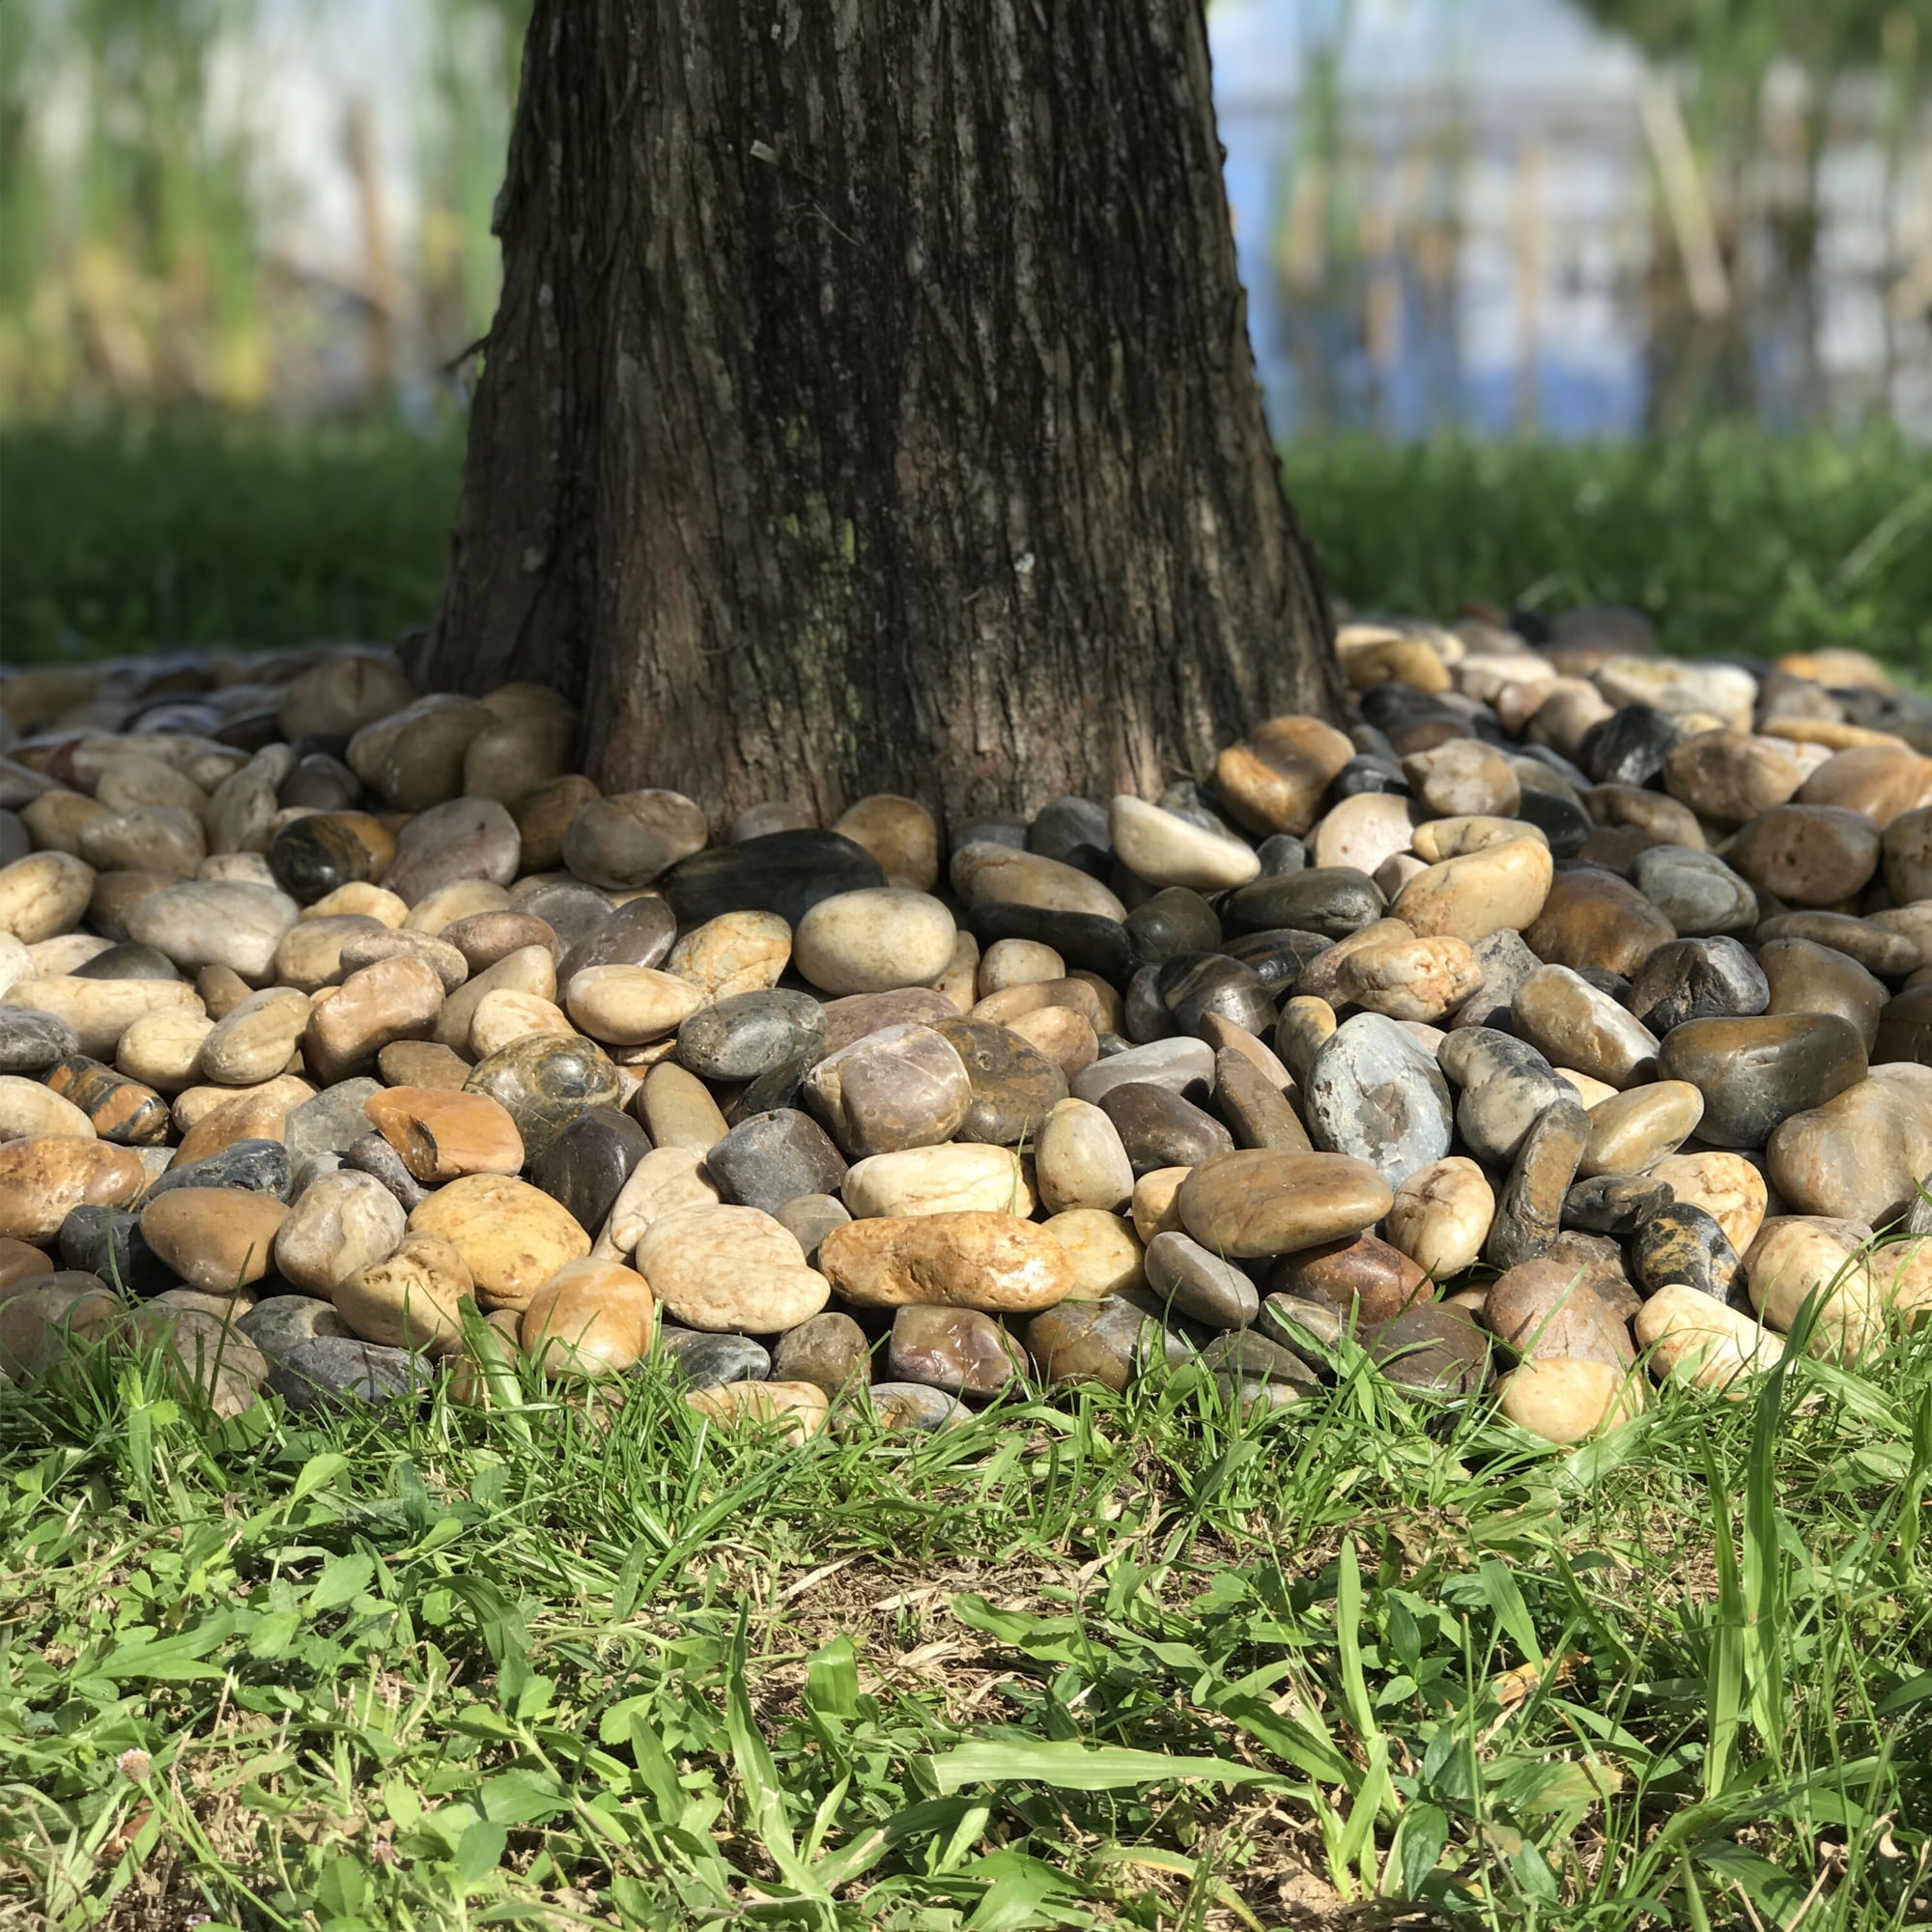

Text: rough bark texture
xmin=425 ymin=0 xmax=1344 ymax=829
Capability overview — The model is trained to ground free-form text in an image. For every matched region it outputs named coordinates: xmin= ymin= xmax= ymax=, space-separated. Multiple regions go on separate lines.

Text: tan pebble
xmin=200 ymin=987 xmax=312 ymax=1087
xmin=0 ymin=1077 xmax=96 ymax=1142
xmin=634 ymin=1202 xmax=827 ymax=1330
xmin=1390 ymin=838 xmax=1554 ymax=946
xmin=666 ymin=910 xmax=791 ymax=1001
xmin=1498 ymin=1359 xmax=1644 ymax=1444
xmin=833 ymin=795 xmax=941 ymax=892
xmin=0 ymin=1136 xmax=148 ymax=1242
xmin=1130 ymin=1166 xmax=1190 ymax=1244
xmin=0 ymin=852 xmax=97 ymax=944
xmin=1650 ymin=1151 xmax=1769 ymax=1255
xmin=599 ymin=1146 xmax=722 ymax=1257
xmin=1385 ymin=1155 xmax=1494 ymax=1280
xmin=332 ymin=1230 xmax=474 ymax=1352
xmin=1634 ymin=1284 xmax=1781 ymax=1393
xmin=365 ymin=1086 xmax=526 ymax=1183
xmin=818 ymin=1210 xmax=1076 ymax=1312
xmin=933 ymin=930 xmax=980 ymax=1013
xmin=685 ymin=1378 xmax=830 ymax=1439
xmin=2 ymin=975 xmax=202 ymax=1060
xmin=1041 ymin=1208 xmax=1146 ymax=1297
xmin=140 ymin=1188 xmax=290 ymax=1294
xmin=1006 ymin=1005 xmax=1099 ymax=1080
xmin=408 ymin=1174 xmax=591 ymax=1313
xmin=274 ymin=1170 xmax=408 ymax=1296
xmin=520 ymin=1257 xmax=655 ymax=1377
xmin=404 ymin=878 xmax=513 ymax=934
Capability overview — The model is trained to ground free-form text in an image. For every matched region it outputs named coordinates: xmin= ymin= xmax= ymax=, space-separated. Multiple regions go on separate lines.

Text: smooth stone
xmin=1212 ymin=715 xmax=1357 ymax=837
xmin=1369 ymin=1305 xmax=1491 ymax=1395
xmin=1754 ymin=913 xmax=1918 ymax=979
xmin=333 ymin=1232 xmax=475 ymax=1353
xmin=978 ymin=936 xmax=1068 ymax=995
xmin=1578 ymin=1081 xmax=1704 ymax=1177
xmin=1626 ymin=937 xmax=1770 ymax=1035
xmin=1025 ymin=796 xmax=1110 ymax=869
xmin=150 ymin=1137 xmax=293 ymax=1201
xmin=1156 ymin=953 xmax=1276 ymax=1037
xmin=676 ymin=990 xmax=825 ymax=1082
xmin=705 ymin=1109 xmax=849 ymax=1215
xmin=0 ymin=1007 xmax=81 ymax=1075
xmin=1595 ymin=659 xmax=1754 ymax=728
xmin=124 ymin=881 xmax=298 ymax=979
xmin=464 ymin=1032 xmax=624 ymax=1159
xmin=1143 ymin=1230 xmax=1260 ymax=1328
xmin=266 ymin=812 xmax=395 ymax=904
xmin=658 ymin=1327 xmax=774 ymax=1391
xmin=344 ymin=1131 xmax=430 ymax=1211
xmin=1486 ymin=1097 xmax=1589 ymax=1269
xmin=1211 ymin=1047 xmax=1311 ymax=1153
xmin=407 ymin=1174 xmax=591 ymax=1313
xmin=767 ymin=1192 xmax=849 ymax=1265
xmin=772 ymin=1310 xmax=870 ymax=1393
xmin=1630 ymin=847 xmax=1756 ymax=938
xmin=832 ymin=795 xmax=940 ymax=893
xmin=1069 ymin=1037 xmax=1213 ymax=1107
xmin=56 ymin=1203 xmax=172 ymax=1295
xmin=1875 ymin=985 xmax=1932 ymax=1065
xmin=1177 ymin=1149 xmax=1393 ymax=1259
xmin=887 ymin=1303 xmax=1023 ymax=1397
xmin=1385 ymin=1156 xmax=1493 ymax=1279
xmin=1389 ymin=838 xmax=1553 ymax=946
xmin=842 ymin=1144 xmax=1030 ymax=1219
xmin=962 ymin=902 xmax=1134 ymax=984
xmin=0 ymin=1275 xmax=124 ymax=1381
xmin=1220 ymin=867 xmax=1386 ymax=942
xmin=861 ymin=1381 xmax=969 ymax=1432
xmin=802 ymin=1022 xmax=971 ymax=1158
xmin=519 ymin=1257 xmax=656 ymax=1377
xmin=952 ymin=843 xmax=1126 ymax=923
xmin=237 ymin=1293 xmax=355 ymax=1360
xmin=1310 ymin=792 xmax=1415 ymax=876
xmin=639 ymin=1061 xmax=729 ymax=1151
xmin=1403 ymin=739 xmax=1520 ymax=818
xmin=266 ymin=1336 xmax=427 ymax=1413
xmin=600 ymin=1146 xmax=722 ymax=1253
xmin=1563 ymin=1173 xmax=1671 ymax=1236
xmin=1034 ymin=1097 xmax=1134 ymax=1213
xmin=27 ymin=1059 xmax=146 ymax=1142
xmin=442 ymin=910 xmax=561 ymax=973
xmin=1728 ymin=805 xmax=1881 ymax=906
xmin=1109 ymin=796 xmax=1259 ymax=891
xmin=662 ymin=908 xmax=789 ymax=1001
xmin=1482 ymin=1259 xmax=1634 ymax=1368
xmin=1649 ymin=1151 xmax=1768 ymax=1255
xmin=382 ymin=797 xmax=521 ymax=906
xmin=1098 ymin=1082 xmax=1235 ymax=1176
xmin=1302 ymin=1012 xmax=1453 ymax=1192
xmin=1634 ymin=1283 xmax=1782 ymax=1391
xmin=1268 ymin=1231 xmax=1429 ymax=1322
xmin=139 ymin=1187 xmax=290 ymax=1294
xmin=1124 ymin=888 xmax=1224 ymax=969
xmin=363 ymin=1087 xmax=525 ymax=1183
xmin=820 ymin=988 xmax=962 ymax=1057
xmin=284 ymin=1079 xmax=387 ymax=1173
xmin=927 ymin=1017 xmax=1067 ymax=1147
xmin=1041 ymin=1208 xmax=1145 ymax=1297
xmin=1662 ymin=729 xmax=1802 ymax=826
xmin=1882 ymin=806 xmax=1932 ymax=902
xmin=554 ymin=895 xmax=676 ymax=984
xmin=1656 ymin=1013 xmax=1867 ymax=1151
xmin=1744 ymin=1219 xmax=1879 ymax=1362
xmin=664 ymin=830 xmax=885 ymax=929
xmin=1797 ymin=742 xmax=1930 ymax=826
xmin=1510 ymin=964 xmax=1659 ymax=1089
xmin=1200 ymin=1328 xmax=1320 ymax=1401
xmin=527 ymin=1106 xmax=650 ymax=1236
xmin=1332 ymin=933 xmax=1481 ymax=1023
xmin=273 ymin=1170 xmax=408 ymax=1296
xmin=70 ymin=942 xmax=185 ymax=982
xmin=1759 ymin=937 xmax=1887 ymax=1051
xmin=1511 ymin=786 xmax=1592 ymax=858
xmin=793 ymin=888 xmax=957 ymax=996
xmin=197 ymin=987 xmax=311 ymax=1086
xmin=560 ymin=789 xmax=707 ymax=890
xmin=1523 ymin=866 xmax=1675 ymax=977
xmin=0 ymin=851 xmax=96 ymax=945
xmin=630 ymin=1201 xmax=825 ymax=1331
xmin=1497 ymin=1360 xmax=1643 ymax=1443
xmin=1023 ymin=1294 xmax=1177 ymax=1389
xmin=5 ymin=975 xmax=204 ymax=1061
xmin=682 ymin=1377 xmax=829 ymax=1436
xmin=1631 ymin=1203 xmax=1743 ymax=1304
xmin=1767 ymin=1076 xmax=1932 ymax=1227
xmin=819 ymin=1210 xmax=1075 ymax=1312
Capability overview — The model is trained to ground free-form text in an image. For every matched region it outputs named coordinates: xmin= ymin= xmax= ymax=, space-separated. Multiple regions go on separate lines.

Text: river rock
xmin=705 ymin=1109 xmax=849 ymax=1215
xmin=803 ymin=1023 xmax=970 ymax=1158
xmin=0 ymin=1135 xmax=147 ymax=1242
xmin=928 ymin=1017 xmax=1066 ymax=1147
xmin=635 ymin=1202 xmax=827 ymax=1331
xmin=1177 ymin=1148 xmax=1392 ymax=1258
xmin=1222 ymin=867 xmax=1386 ymax=942
xmin=1213 ymin=716 xmax=1356 ymax=836
xmin=664 ymin=830 xmax=886 ymax=929
xmin=843 ymin=1144 xmax=1031 ymax=1219
xmin=140 ymin=1187 xmax=289 ymax=1293
xmin=1302 ymin=1012 xmax=1452 ymax=1191
xmin=1385 ymin=1155 xmax=1493 ymax=1279
xmin=1744 ymin=1217 xmax=1877 ymax=1362
xmin=1766 ymin=1075 xmax=1932 ymax=1226
xmin=1143 ymin=1230 xmax=1259 ymax=1327
xmin=1034 ymin=1097 xmax=1135 ymax=1213
xmin=1498 ymin=1359 xmax=1642 ymax=1443
xmin=1631 ymin=1202 xmax=1742 ymax=1304
xmin=1482 ymin=1258 xmax=1633 ymax=1367
xmin=332 ymin=1231 xmax=475 ymax=1353
xmin=1486 ymin=1096 xmax=1588 ymax=1269
xmin=1389 ymin=838 xmax=1553 ymax=946
xmin=1109 ymin=795 xmax=1260 ymax=891
xmin=1626 ymin=936 xmax=1769 ymax=1034
xmin=408 ymin=1174 xmax=591 ymax=1312
xmin=526 ymin=1106 xmax=649 ymax=1236
xmin=464 ymin=1031 xmax=624 ymax=1158
xmin=0 ymin=1007 xmax=81 ymax=1076
xmin=1511 ymin=964 xmax=1659 ymax=1088
xmin=1369 ymin=1305 xmax=1491 ymax=1394
xmin=1629 ymin=847 xmax=1756 ymax=938
xmin=365 ymin=1086 xmax=525 ymax=1183
xmin=676 ymin=990 xmax=823 ymax=1083
xmin=518 ymin=1257 xmax=656 ymax=1377
xmin=1656 ymin=1013 xmax=1867 ymax=1150
xmin=1269 ymin=1230 xmax=1429 ymax=1321
xmin=793 ymin=888 xmax=956 ymax=995
xmin=886 ymin=1303 xmax=1024 ymax=1397
xmin=1728 ymin=804 xmax=1881 ymax=906
xmin=1523 ymin=865 xmax=1674 ymax=976
xmin=819 ymin=1210 xmax=1075 ymax=1312
xmin=0 ymin=852 xmax=96 ymax=945
xmin=601 ymin=1146 xmax=722 ymax=1254
xmin=772 ymin=1310 xmax=872 ymax=1393
xmin=1634 ymin=1283 xmax=1781 ymax=1391
xmin=555 ymin=895 xmax=676 ymax=984
xmin=1578 ymin=1081 xmax=1703 ymax=1177
xmin=273 ymin=1169 xmax=407 ymax=1295
xmin=125 ymin=881 xmax=298 ymax=979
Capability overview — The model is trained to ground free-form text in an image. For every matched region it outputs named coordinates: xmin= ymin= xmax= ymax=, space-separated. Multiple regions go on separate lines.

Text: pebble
xmin=1390 ymin=838 xmax=1552 ymax=945
xmin=677 ymin=989 xmax=824 ymax=1082
xmin=772 ymin=1310 xmax=872 ymax=1394
xmin=1109 ymin=795 xmax=1260 ymax=890
xmin=601 ymin=1146 xmax=721 ymax=1254
xmin=659 ymin=1327 xmax=773 ymax=1391
xmin=124 ymin=881 xmax=298 ymax=979
xmin=685 ymin=1378 xmax=830 ymax=1438
xmin=665 ymin=830 xmax=885 ymax=928
xmin=408 ymin=1174 xmax=591 ymax=1312
xmin=274 ymin=1170 xmax=408 ymax=1295
xmin=1178 ymin=1149 xmax=1392 ymax=1258
xmin=635 ymin=1203 xmax=828 ymax=1331
xmin=1144 ymin=1231 xmax=1261 ymax=1328
xmin=1627 ymin=936 xmax=1769 ymax=1034
xmin=333 ymin=1232 xmax=475 ymax=1354
xmin=803 ymin=1023 xmax=971 ymax=1157
xmin=887 ymin=1304 xmax=1024 ymax=1397
xmin=1766 ymin=1075 xmax=1932 ymax=1228
xmin=1656 ymin=1012 xmax=1867 ymax=1150
xmin=1524 ymin=865 xmax=1675 ymax=976
xmin=1578 ymin=1081 xmax=1703 ymax=1177
xmin=1631 ymin=1203 xmax=1742 ymax=1305
xmin=527 ymin=1105 xmax=649 ymax=1237
xmin=521 ymin=1258 xmax=656 ymax=1376
xmin=140 ymin=1187 xmax=290 ymax=1294
xmin=1511 ymin=964 xmax=1660 ymax=1088
xmin=1498 ymin=1359 xmax=1643 ymax=1442
xmin=365 ymin=1086 xmax=526 ymax=1183
xmin=1486 ymin=1096 xmax=1588 ymax=1269
xmin=1634 ymin=1284 xmax=1782 ymax=1392
xmin=1022 ymin=1295 xmax=1164 ymax=1390
xmin=844 ymin=1144 xmax=1031 ymax=1219
xmin=0 ymin=1135 xmax=148 ymax=1242
xmin=705 ymin=1108 xmax=850 ymax=1215
xmin=1482 ymin=1259 xmax=1634 ymax=1368
xmin=465 ymin=1032 xmax=624 ymax=1158
xmin=1302 ymin=1013 xmax=1453 ymax=1191
xmin=1369 ymin=1305 xmax=1491 ymax=1395
xmin=1385 ymin=1155 xmax=1493 ymax=1278
xmin=819 ymin=1210 xmax=1076 ymax=1311
xmin=1269 ymin=1231 xmax=1428 ymax=1322
xmin=832 ymin=796 xmax=940 ymax=893
xmin=1729 ymin=805 xmax=1881 ymax=906
xmin=267 ymin=1335 xmax=427 ymax=1413
xmin=932 ymin=1017 xmax=1066 ymax=1146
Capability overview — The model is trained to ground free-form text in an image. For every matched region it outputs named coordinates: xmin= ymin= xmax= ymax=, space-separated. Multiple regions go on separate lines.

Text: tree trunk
xmin=424 ymin=0 xmax=1343 ymax=830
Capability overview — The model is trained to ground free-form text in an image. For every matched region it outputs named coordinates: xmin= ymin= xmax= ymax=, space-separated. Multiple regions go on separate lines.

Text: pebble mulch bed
xmin=3 ymin=613 xmax=1930 ymax=1443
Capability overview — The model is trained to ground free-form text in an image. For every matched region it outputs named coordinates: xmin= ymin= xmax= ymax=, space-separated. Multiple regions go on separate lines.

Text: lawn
xmin=1 ymin=416 xmax=1927 ymax=674
xmin=3 ymin=1297 xmax=1928 ymax=1929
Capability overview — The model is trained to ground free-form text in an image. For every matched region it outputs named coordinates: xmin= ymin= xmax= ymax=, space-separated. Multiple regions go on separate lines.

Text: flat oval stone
xmin=527 ymin=1106 xmax=650 ymax=1236
xmin=71 ymin=942 xmax=185 ymax=982
xmin=267 ymin=1335 xmax=427 ymax=1413
xmin=0 ymin=1007 xmax=81 ymax=1075
xmin=274 ymin=1169 xmax=408 ymax=1296
xmin=1022 ymin=1295 xmax=1167 ymax=1390
xmin=1369 ymin=1305 xmax=1491 ymax=1394
xmin=1070 ymin=1037 xmax=1214 ymax=1107
xmin=0 ymin=851 xmax=96 ymax=945
xmin=1759 ymin=937 xmax=1887 ymax=1050
xmin=659 ymin=1327 xmax=774 ymax=1391
xmin=520 ymin=1257 xmax=656 ymax=1377
xmin=1098 ymin=1082 xmax=1234 ymax=1176
xmin=1578 ymin=1081 xmax=1703 ymax=1178
xmin=1510 ymin=964 xmax=1659 ymax=1089
xmin=819 ymin=1210 xmax=1076 ymax=1312
xmin=1268 ymin=1230 xmax=1428 ymax=1321
xmin=1728 ymin=804 xmax=1881 ymax=906
xmin=383 ymin=797 xmax=521 ymax=906
xmin=1744 ymin=1218 xmax=1878 ymax=1362
xmin=771 ymin=1309 xmax=870 ymax=1393
xmin=1109 ymin=795 xmax=1259 ymax=891
xmin=1766 ymin=1075 xmax=1932 ymax=1226
xmin=1485 ymin=1096 xmax=1589 ymax=1270
xmin=1656 ymin=1013 xmax=1867 ymax=1151
xmin=1212 ymin=1047 xmax=1311 ymax=1153
xmin=632 ymin=1201 xmax=828 ymax=1332
xmin=43 ymin=1055 xmax=169 ymax=1143
xmin=1627 ymin=937 xmax=1770 ymax=1034
xmin=237 ymin=1293 xmax=354 ymax=1360
xmin=843 ymin=1144 xmax=1030 ymax=1219
xmin=664 ymin=829 xmax=885 ymax=929
xmin=562 ymin=789 xmax=708 ymax=890
xmin=930 ymin=1017 xmax=1066 ymax=1147
xmin=1302 ymin=1012 xmax=1453 ymax=1192
xmin=554 ymin=895 xmax=676 ymax=984
xmin=677 ymin=989 xmax=825 ymax=1082
xmin=1634 ymin=1282 xmax=1782 ymax=1391
xmin=1035 ymin=1096 xmax=1134 ymax=1213
xmin=886 ymin=1303 xmax=1024 ymax=1397
xmin=859 ymin=1380 xmax=968 ymax=1432
xmin=124 ymin=881 xmax=299 ymax=978
xmin=408 ymin=1174 xmax=592 ymax=1312
xmin=802 ymin=1023 xmax=970 ymax=1158
xmin=1142 ymin=1230 xmax=1259 ymax=1328
xmin=140 ymin=1187 xmax=290 ymax=1293
xmin=464 ymin=1032 xmax=624 ymax=1159
xmin=1631 ymin=1202 xmax=1742 ymax=1304
xmin=1385 ymin=1155 xmax=1493 ymax=1279
xmin=602 ymin=1146 xmax=722 ymax=1253
xmin=1389 ymin=838 xmax=1553 ymax=946
xmin=794 ymin=888 xmax=956 ymax=995
xmin=1177 ymin=1149 xmax=1393 ymax=1259
xmin=267 ymin=812 xmax=396 ymax=904
xmin=1332 ymin=933 xmax=1481 ymax=1023
xmin=1630 ymin=846 xmax=1756 ymax=938
xmin=639 ymin=1061 xmax=728 ymax=1151
xmin=333 ymin=1231 xmax=474 ymax=1352
xmin=963 ymin=902 xmax=1133 ymax=984
xmin=1221 ymin=867 xmax=1386 ymax=942
xmin=952 ymin=843 xmax=1126 ymax=922
xmin=705 ymin=1109 xmax=849 ymax=1216
xmin=1523 ymin=865 xmax=1675 ymax=977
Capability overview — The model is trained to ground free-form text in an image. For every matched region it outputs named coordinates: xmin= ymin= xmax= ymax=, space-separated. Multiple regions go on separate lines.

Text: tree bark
xmin=425 ymin=0 xmax=1343 ymax=829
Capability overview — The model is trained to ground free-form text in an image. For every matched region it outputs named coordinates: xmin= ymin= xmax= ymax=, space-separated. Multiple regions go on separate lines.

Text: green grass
xmin=2 ymin=415 xmax=1927 ymax=673
xmin=4 ymin=1295 xmax=1929 ymax=1930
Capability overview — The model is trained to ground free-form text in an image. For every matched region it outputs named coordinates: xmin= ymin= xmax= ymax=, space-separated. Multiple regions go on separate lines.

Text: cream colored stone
xmin=950 ymin=844 xmax=1126 ymax=922
xmin=1041 ymin=1208 xmax=1146 ymax=1297
xmin=635 ymin=1202 xmax=828 ymax=1331
xmin=1634 ymin=1284 xmax=1782 ymax=1391
xmin=0 ymin=852 xmax=95 ymax=944
xmin=1108 ymin=796 xmax=1260 ymax=891
xmin=1390 ymin=838 xmax=1554 ymax=945
xmin=599 ymin=1146 xmax=723 ymax=1257
xmin=833 ymin=795 xmax=940 ymax=892
xmin=667 ymin=910 xmax=791 ymax=1000
xmin=1034 ymin=1097 xmax=1133 ymax=1214
xmin=199 ymin=987 xmax=312 ymax=1088
xmin=1385 ymin=1155 xmax=1494 ymax=1280
xmin=0 ymin=1078 xmax=94 ymax=1142
xmin=794 ymin=889 xmax=957 ymax=996
xmin=274 ymin=1170 xmax=408 ymax=1296
xmin=408 ymin=1174 xmax=591 ymax=1312
xmin=3 ymin=976 xmax=203 ymax=1060
xmin=565 ymin=964 xmax=707 ymax=1045
xmin=843 ymin=1144 xmax=1034 ymax=1219
xmin=978 ymin=938 xmax=1066 ymax=998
